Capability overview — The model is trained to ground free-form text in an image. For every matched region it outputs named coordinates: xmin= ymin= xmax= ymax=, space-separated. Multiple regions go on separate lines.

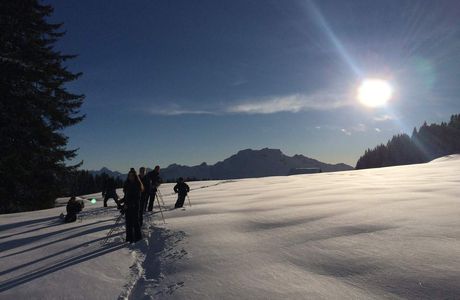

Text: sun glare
xmin=357 ymin=79 xmax=393 ymax=107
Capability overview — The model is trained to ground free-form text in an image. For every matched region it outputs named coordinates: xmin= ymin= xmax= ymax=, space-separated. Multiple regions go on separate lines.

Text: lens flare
xmin=91 ymin=198 xmax=97 ymax=204
xmin=357 ymin=79 xmax=393 ymax=107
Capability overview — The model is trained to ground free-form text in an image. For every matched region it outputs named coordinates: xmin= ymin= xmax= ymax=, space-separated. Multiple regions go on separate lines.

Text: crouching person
xmin=124 ymin=168 xmax=144 ymax=243
xmin=174 ymin=177 xmax=190 ymax=209
xmin=64 ymin=196 xmax=83 ymax=223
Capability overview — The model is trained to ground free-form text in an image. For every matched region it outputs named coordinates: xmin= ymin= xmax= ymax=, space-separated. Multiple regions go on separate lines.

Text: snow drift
xmin=1 ymin=155 xmax=460 ymax=299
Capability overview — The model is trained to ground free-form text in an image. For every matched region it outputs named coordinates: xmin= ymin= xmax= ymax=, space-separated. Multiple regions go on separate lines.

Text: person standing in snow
xmin=138 ymin=167 xmax=150 ymax=226
xmin=123 ymin=168 xmax=144 ymax=243
xmin=103 ymin=177 xmax=121 ymax=209
xmin=146 ymin=165 xmax=162 ymax=211
xmin=173 ymin=177 xmax=190 ymax=209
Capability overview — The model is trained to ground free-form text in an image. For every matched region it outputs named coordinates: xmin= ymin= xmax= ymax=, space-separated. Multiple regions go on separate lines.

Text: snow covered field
xmin=1 ymin=156 xmax=460 ymax=299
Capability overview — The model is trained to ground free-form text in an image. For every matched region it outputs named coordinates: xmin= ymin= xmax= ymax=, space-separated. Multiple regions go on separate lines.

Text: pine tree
xmin=0 ymin=1 xmax=84 ymax=213
xmin=355 ymin=114 xmax=460 ymax=169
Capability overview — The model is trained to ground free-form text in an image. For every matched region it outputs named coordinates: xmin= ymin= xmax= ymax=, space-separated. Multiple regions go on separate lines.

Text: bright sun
xmin=357 ymin=78 xmax=393 ymax=107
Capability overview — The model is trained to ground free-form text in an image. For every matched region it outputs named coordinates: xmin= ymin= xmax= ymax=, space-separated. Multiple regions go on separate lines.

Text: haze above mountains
xmin=90 ymin=148 xmax=353 ymax=180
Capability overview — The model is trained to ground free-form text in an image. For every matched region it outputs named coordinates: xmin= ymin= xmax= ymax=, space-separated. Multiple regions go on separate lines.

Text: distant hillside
xmin=162 ymin=148 xmax=353 ymax=181
xmin=89 ymin=167 xmax=126 ymax=180
xmin=356 ymin=114 xmax=460 ymax=169
xmin=91 ymin=148 xmax=353 ymax=181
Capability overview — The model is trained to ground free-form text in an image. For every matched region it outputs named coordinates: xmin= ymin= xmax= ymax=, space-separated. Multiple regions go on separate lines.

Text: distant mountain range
xmin=89 ymin=148 xmax=353 ymax=181
xmin=89 ymin=167 xmax=126 ymax=179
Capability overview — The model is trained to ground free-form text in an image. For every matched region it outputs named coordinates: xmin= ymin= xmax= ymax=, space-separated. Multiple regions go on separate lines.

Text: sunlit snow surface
xmin=1 ymin=156 xmax=460 ymax=299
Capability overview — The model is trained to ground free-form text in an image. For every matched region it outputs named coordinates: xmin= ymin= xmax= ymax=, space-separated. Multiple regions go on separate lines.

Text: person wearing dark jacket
xmin=123 ymin=168 xmax=144 ymax=243
xmin=173 ymin=177 xmax=190 ymax=209
xmin=146 ymin=165 xmax=162 ymax=211
xmin=64 ymin=196 xmax=83 ymax=223
xmin=138 ymin=167 xmax=149 ymax=226
xmin=103 ymin=177 xmax=121 ymax=209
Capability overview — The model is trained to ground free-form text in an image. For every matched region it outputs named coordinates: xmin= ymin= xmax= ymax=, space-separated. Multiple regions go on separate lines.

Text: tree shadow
xmin=0 ymin=208 xmax=119 ymax=241
xmin=0 ymin=218 xmax=64 ymax=240
xmin=0 ymin=219 xmax=116 ymax=258
xmin=0 ymin=216 xmax=58 ymax=232
xmin=0 ymin=232 xmax=121 ymax=277
xmin=0 ymin=242 xmax=126 ymax=293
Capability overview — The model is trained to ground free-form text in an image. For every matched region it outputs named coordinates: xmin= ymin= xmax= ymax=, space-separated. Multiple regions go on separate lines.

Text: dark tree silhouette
xmin=0 ymin=1 xmax=84 ymax=213
xmin=60 ymin=171 xmax=123 ymax=197
xmin=356 ymin=114 xmax=460 ymax=169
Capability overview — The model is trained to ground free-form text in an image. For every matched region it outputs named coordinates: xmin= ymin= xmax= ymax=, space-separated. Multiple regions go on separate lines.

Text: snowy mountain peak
xmin=160 ymin=148 xmax=353 ymax=180
xmin=89 ymin=148 xmax=353 ymax=181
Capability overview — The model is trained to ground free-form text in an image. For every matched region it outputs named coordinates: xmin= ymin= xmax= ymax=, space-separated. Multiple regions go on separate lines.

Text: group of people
xmin=63 ymin=165 xmax=191 ymax=244
xmin=106 ymin=165 xmax=190 ymax=244
xmin=120 ymin=166 xmax=162 ymax=243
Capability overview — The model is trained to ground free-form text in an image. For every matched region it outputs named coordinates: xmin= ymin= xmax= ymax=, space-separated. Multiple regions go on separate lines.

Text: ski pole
xmin=102 ymin=213 xmax=124 ymax=245
xmin=156 ymin=196 xmax=166 ymax=224
xmin=158 ymin=190 xmax=165 ymax=206
xmin=187 ymin=195 xmax=192 ymax=207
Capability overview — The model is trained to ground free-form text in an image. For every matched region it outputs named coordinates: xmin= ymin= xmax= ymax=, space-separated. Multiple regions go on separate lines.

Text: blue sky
xmin=48 ymin=0 xmax=460 ymax=171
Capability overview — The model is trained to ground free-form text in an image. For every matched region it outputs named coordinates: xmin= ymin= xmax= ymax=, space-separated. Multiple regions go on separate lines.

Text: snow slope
xmin=1 ymin=156 xmax=460 ymax=299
